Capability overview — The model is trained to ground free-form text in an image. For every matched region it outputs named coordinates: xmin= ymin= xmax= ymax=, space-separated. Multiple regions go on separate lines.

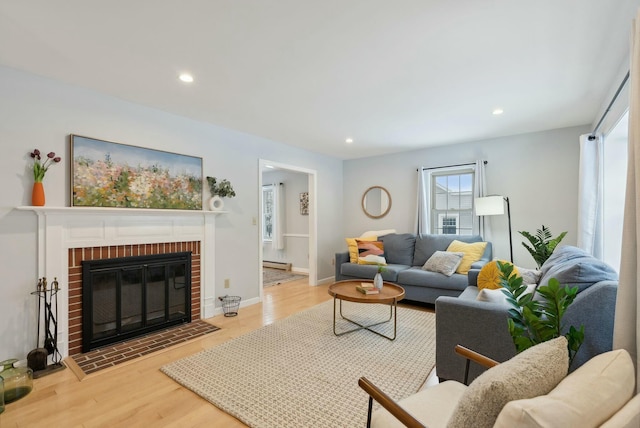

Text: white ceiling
xmin=0 ymin=1 xmax=637 ymax=160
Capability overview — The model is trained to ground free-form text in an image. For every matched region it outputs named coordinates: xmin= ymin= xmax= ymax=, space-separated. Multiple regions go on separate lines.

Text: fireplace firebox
xmin=82 ymin=252 xmax=192 ymax=352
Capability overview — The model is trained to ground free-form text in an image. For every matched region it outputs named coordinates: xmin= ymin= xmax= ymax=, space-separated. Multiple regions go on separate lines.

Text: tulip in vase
xmin=29 ymin=149 xmax=61 ymax=206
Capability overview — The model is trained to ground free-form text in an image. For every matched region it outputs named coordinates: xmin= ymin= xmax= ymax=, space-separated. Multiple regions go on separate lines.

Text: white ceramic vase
xmin=373 ymin=273 xmax=383 ymax=290
xmin=209 ymin=195 xmax=224 ymax=211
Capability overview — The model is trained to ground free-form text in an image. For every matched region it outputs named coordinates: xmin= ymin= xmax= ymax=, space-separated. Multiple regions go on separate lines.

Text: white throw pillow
xmin=447 ymin=337 xmax=569 ymax=428
xmin=359 ymin=229 xmax=397 ymax=238
xmin=422 ymin=251 xmax=464 ymax=277
xmin=476 ymin=284 xmax=537 ymax=304
xmin=518 ymin=266 xmax=542 ymax=285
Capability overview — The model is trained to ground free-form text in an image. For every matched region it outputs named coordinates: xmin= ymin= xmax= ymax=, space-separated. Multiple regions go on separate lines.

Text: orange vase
xmin=32 ymin=182 xmax=45 ymax=206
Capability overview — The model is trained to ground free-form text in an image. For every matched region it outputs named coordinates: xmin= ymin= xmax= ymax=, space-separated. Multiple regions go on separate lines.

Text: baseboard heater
xmin=263 ymin=261 xmax=292 ymax=271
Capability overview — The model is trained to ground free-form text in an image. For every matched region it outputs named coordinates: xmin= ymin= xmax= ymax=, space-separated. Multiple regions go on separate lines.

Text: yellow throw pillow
xmin=477 ymin=260 xmax=520 ymax=290
xmin=345 ymin=236 xmax=377 ymax=263
xmin=446 ymin=240 xmax=488 ymax=274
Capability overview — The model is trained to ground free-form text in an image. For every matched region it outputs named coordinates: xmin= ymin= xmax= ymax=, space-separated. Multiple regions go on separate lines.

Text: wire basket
xmin=219 ymin=295 xmax=241 ymax=317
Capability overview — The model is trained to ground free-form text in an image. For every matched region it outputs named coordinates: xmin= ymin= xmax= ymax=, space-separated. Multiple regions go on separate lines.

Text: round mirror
xmin=362 ymin=186 xmax=392 ymax=219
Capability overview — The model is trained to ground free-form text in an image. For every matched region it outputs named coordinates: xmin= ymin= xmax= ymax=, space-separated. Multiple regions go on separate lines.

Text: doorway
xmin=258 ymin=160 xmax=317 ymax=300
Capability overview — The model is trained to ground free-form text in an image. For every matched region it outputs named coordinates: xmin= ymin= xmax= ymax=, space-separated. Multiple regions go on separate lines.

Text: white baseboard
xmin=316 ymin=276 xmax=335 ymax=285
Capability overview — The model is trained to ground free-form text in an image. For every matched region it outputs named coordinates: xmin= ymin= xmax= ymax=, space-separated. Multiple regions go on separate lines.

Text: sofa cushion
xmin=345 ymin=236 xmax=377 ymax=263
xmin=397 ymin=268 xmax=469 ymax=292
xmin=380 ymin=233 xmax=416 ymax=266
xmin=447 ymin=336 xmax=568 ymax=428
xmin=356 ymin=240 xmax=386 ymax=265
xmin=447 ymin=240 xmax=488 ymax=274
xmin=494 ymin=349 xmax=635 ymax=428
xmin=423 ymin=251 xmax=464 ymax=277
xmin=340 ymin=263 xmax=409 ymax=281
xmin=538 ymin=245 xmax=618 ymax=293
xmin=412 ymin=234 xmax=484 ymax=267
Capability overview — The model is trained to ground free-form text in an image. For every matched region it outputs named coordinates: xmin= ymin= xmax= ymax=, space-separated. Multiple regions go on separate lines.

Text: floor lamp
xmin=475 ymin=195 xmax=513 ymax=263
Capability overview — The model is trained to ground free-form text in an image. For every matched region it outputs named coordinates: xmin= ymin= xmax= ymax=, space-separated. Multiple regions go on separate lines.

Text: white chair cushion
xmin=494 ymin=349 xmax=636 ymax=428
xmin=371 ymin=380 xmax=467 ymax=428
xmin=601 ymin=394 xmax=640 ymax=428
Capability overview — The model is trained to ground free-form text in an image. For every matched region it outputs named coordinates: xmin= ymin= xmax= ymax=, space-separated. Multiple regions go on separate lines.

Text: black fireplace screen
xmin=82 ymin=252 xmax=192 ymax=352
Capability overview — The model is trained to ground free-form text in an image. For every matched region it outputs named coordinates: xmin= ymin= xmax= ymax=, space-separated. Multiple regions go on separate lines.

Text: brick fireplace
xmin=67 ymin=241 xmax=201 ymax=356
xmin=19 ymin=206 xmax=220 ymax=359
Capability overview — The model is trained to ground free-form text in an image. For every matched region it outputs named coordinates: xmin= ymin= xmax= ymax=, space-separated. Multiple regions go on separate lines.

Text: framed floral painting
xmin=70 ymin=135 xmax=203 ymax=210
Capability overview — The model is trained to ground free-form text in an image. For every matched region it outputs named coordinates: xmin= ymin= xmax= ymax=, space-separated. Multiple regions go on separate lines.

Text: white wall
xmin=343 ymin=126 xmax=588 ymax=268
xmin=0 ymin=66 xmax=343 ymax=360
xmin=262 ymin=169 xmax=310 ymax=271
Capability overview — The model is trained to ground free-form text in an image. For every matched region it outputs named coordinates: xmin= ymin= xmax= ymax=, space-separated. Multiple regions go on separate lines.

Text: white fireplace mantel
xmin=16 ymin=206 xmax=223 ymax=358
xmin=16 ymin=206 xmax=227 ymax=216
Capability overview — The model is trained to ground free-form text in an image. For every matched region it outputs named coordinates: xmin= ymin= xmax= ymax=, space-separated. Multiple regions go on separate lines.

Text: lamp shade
xmin=475 ymin=196 xmax=505 ymax=216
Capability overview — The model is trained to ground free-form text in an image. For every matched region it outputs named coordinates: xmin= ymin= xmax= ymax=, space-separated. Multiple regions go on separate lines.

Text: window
xmin=262 ymin=185 xmax=274 ymax=241
xmin=431 ymin=170 xmax=474 ymax=235
xmin=439 ymin=214 xmax=459 ymax=234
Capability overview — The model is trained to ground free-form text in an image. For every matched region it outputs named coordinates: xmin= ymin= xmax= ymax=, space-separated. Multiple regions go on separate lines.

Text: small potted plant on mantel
xmin=29 ymin=149 xmax=62 ymax=206
xmin=206 ymin=176 xmax=236 ymax=211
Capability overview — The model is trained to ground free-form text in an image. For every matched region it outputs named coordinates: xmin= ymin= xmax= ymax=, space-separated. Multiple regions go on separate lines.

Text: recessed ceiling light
xmin=265 ymin=165 xmax=275 ymax=169
xmin=345 ymin=138 xmax=354 ymax=144
xmin=492 ymin=108 xmax=504 ymax=115
xmin=179 ymin=73 xmax=194 ymax=83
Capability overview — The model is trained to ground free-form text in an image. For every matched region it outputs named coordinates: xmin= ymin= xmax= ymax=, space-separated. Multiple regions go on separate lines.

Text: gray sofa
xmin=334 ymin=233 xmax=492 ymax=304
xmin=435 ymin=245 xmax=619 ymax=383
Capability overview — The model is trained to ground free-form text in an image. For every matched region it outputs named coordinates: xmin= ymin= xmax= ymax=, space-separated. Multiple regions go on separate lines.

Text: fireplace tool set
xmin=28 ymin=277 xmax=65 ymax=378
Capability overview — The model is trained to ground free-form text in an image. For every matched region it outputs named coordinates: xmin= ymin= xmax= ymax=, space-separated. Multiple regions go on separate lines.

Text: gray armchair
xmin=435 ymin=245 xmax=618 ymax=384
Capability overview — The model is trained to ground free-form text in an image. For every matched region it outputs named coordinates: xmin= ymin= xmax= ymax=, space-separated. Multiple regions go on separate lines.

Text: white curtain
xmin=271 ymin=183 xmax=285 ymax=250
xmin=415 ymin=168 xmax=430 ymax=234
xmin=473 ymin=160 xmax=491 ymax=239
xmin=614 ymin=9 xmax=640 ymax=392
xmin=577 ymin=134 xmax=604 ymax=259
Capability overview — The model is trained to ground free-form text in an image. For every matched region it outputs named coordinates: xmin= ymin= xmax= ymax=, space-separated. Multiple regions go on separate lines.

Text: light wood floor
xmin=0 ymin=279 xmax=434 ymax=427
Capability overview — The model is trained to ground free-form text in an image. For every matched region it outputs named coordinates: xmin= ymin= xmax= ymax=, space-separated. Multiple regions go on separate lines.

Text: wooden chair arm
xmin=454 ymin=344 xmax=500 ymax=384
xmin=454 ymin=345 xmax=500 ymax=369
xmin=358 ymin=377 xmax=426 ymax=428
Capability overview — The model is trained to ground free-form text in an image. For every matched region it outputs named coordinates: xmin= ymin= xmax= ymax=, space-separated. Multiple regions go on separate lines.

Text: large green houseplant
xmin=497 ymin=261 xmax=584 ymax=367
xmin=519 ymin=225 xmax=567 ymax=268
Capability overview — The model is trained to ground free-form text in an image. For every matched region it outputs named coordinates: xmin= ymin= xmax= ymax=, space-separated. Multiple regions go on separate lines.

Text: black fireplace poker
xmin=28 ymin=277 xmax=65 ymax=378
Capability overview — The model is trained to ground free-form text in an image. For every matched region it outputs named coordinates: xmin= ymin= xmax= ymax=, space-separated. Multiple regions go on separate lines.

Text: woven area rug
xmin=161 ymin=300 xmax=436 ymax=428
xmin=263 ymin=267 xmax=307 ymax=287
